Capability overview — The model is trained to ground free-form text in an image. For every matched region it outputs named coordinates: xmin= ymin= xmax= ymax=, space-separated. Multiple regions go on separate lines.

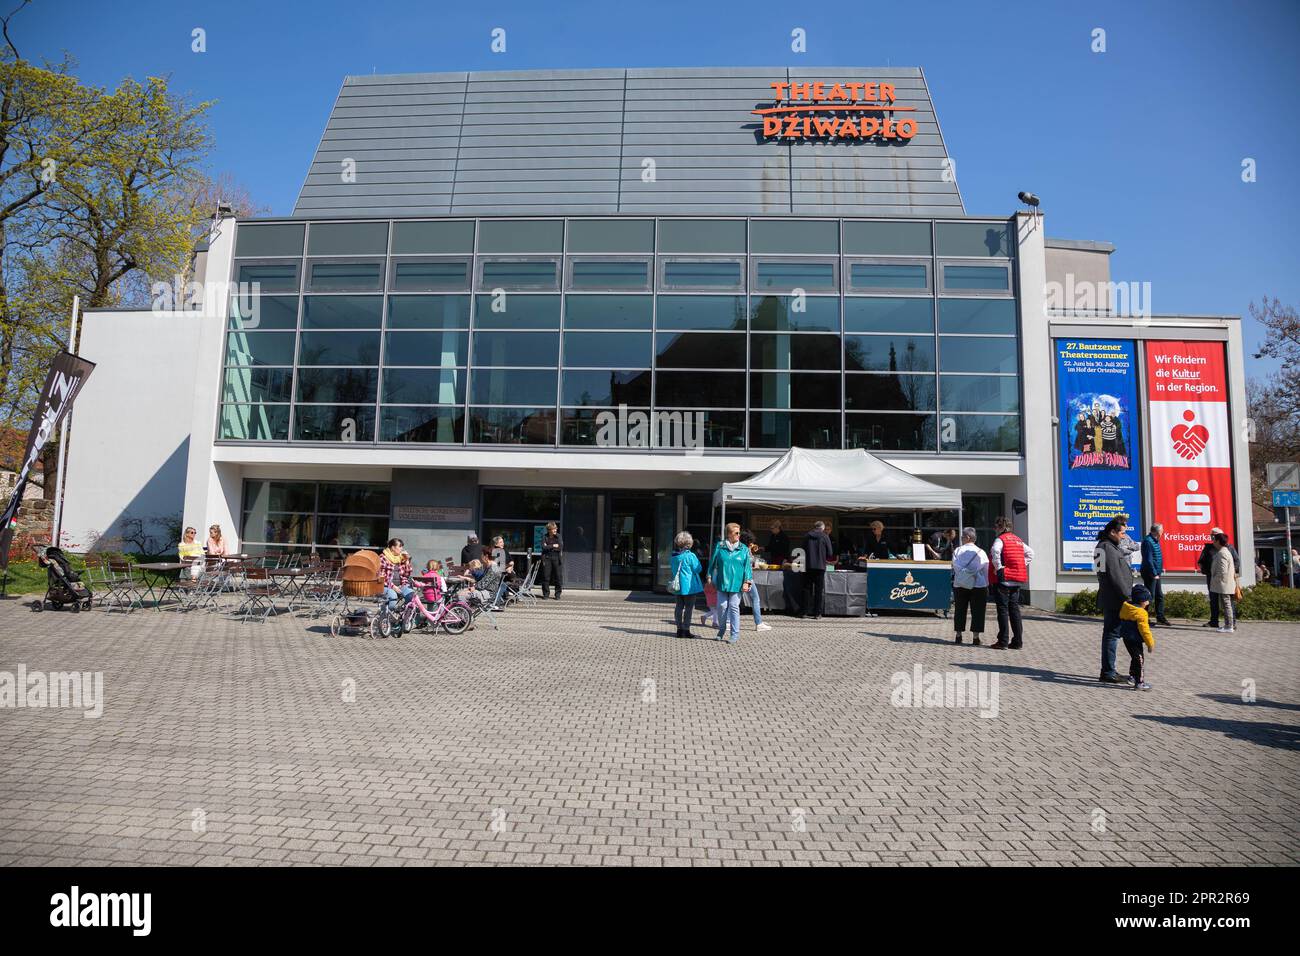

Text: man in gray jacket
xmin=1093 ymin=516 xmax=1135 ymax=684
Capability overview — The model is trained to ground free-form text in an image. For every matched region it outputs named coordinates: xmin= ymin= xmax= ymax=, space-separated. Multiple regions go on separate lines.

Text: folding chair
xmin=508 ymin=557 xmax=542 ymax=606
xmin=105 ymin=560 xmax=144 ymax=612
xmin=236 ymin=567 xmax=280 ymax=622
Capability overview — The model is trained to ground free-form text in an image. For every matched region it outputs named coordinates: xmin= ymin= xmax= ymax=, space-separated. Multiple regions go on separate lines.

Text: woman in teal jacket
xmin=669 ymin=531 xmax=704 ymax=639
xmin=707 ymin=522 xmax=753 ymax=644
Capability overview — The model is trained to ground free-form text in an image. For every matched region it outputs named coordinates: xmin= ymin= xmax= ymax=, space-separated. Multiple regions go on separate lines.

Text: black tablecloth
xmin=749 ymin=568 xmax=867 ymax=617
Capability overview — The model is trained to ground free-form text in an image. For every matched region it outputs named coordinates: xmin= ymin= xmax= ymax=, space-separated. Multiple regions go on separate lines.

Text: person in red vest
xmin=988 ymin=516 xmax=1034 ymax=649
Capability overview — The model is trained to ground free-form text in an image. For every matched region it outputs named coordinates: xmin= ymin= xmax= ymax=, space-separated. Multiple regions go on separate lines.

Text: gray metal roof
xmin=293 ymin=67 xmax=965 ymax=218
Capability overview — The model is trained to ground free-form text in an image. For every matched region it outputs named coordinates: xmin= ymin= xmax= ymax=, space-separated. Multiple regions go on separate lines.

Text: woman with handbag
xmin=706 ymin=522 xmax=754 ymax=645
xmin=669 ymin=532 xmax=703 ymax=639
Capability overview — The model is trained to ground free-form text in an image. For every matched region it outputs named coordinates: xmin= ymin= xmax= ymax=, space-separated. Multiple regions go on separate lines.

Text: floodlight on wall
xmin=1017 ymin=191 xmax=1040 ymax=207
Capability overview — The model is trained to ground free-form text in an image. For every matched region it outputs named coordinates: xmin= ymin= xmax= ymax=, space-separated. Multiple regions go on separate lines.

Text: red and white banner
xmin=1144 ymin=341 xmax=1235 ymax=572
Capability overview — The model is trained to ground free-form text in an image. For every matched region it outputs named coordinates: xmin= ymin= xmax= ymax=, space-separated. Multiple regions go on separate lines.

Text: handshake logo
xmin=1170 ymin=409 xmax=1209 ymax=461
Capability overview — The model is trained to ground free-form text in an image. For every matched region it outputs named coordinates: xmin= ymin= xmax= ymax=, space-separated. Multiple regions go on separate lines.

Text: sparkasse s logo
xmin=49 ymin=886 xmax=151 ymax=936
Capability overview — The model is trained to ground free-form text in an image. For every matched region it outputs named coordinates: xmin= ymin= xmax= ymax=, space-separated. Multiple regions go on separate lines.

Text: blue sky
xmin=20 ymin=0 xmax=1299 ymax=373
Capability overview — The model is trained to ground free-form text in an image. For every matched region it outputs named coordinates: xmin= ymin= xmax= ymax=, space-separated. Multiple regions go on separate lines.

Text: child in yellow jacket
xmin=1119 ymin=584 xmax=1156 ymax=690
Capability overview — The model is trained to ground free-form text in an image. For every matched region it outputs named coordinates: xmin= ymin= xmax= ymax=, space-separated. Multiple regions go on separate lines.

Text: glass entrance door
xmin=609 ymin=495 xmax=656 ymax=590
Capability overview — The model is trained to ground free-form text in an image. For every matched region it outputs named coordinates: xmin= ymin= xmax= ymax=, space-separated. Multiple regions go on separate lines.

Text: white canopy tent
xmin=711 ymin=447 xmax=963 ymax=548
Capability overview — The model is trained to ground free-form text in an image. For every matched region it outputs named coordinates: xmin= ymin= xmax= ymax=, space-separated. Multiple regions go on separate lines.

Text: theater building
xmin=60 ymin=67 xmax=1256 ymax=605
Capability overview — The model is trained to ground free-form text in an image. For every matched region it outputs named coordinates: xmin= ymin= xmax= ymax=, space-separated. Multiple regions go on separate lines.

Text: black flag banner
xmin=0 ymin=350 xmax=96 ymax=572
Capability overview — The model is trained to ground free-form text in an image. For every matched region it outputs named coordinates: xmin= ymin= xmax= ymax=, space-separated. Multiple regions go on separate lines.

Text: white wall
xmin=61 ymin=311 xmax=205 ymax=552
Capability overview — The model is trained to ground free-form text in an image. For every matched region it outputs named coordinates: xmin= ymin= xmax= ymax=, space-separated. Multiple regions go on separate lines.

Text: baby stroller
xmin=33 ymin=547 xmax=93 ymax=612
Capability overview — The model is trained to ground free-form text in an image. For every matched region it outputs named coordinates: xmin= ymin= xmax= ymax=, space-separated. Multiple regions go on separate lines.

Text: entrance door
xmin=609 ymin=494 xmax=656 ymax=590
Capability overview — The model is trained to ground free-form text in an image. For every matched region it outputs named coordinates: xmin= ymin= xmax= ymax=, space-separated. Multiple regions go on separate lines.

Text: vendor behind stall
xmin=865 ymin=520 xmax=893 ymax=560
xmin=765 ymin=520 xmax=791 ymax=564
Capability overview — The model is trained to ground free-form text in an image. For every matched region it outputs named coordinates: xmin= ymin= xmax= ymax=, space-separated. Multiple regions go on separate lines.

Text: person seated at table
xmin=205 ymin=524 xmax=231 ymax=557
xmin=865 ymin=521 xmax=892 ymax=560
xmin=468 ymin=558 xmax=506 ymax=608
xmin=178 ymin=526 xmax=204 ymax=562
xmin=460 ymin=533 xmax=481 ymax=566
xmin=380 ymin=538 xmax=414 ymax=614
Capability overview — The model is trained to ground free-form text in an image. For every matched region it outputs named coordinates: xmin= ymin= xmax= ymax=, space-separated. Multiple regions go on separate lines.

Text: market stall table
xmin=748 ymin=567 xmax=868 ymax=617
xmin=863 ymin=559 xmax=953 ymax=613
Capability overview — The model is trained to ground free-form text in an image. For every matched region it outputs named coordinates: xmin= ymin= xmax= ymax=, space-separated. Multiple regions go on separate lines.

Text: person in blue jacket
xmin=669 ymin=531 xmax=704 ymax=639
xmin=706 ymin=522 xmax=753 ymax=644
xmin=1139 ymin=523 xmax=1172 ymax=627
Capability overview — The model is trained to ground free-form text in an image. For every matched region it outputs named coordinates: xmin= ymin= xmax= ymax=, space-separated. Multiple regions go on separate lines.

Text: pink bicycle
xmin=396 ymin=575 xmax=473 ymax=635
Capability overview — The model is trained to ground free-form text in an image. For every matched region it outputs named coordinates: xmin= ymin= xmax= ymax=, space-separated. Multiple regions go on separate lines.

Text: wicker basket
xmin=340 ymin=550 xmax=382 ymax=598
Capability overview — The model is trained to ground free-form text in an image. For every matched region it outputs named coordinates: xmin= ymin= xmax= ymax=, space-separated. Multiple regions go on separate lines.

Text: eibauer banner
xmin=1055 ymin=339 xmax=1143 ymax=570
xmin=1144 ymin=341 xmax=1235 ymax=572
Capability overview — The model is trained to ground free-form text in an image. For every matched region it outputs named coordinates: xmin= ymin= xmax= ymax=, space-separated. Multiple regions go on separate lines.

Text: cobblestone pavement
xmin=0 ymin=594 xmax=1296 ymax=866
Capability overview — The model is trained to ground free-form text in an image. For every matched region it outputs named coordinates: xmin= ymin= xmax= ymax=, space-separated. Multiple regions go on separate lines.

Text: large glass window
xmin=750 ymin=296 xmax=839 ymax=333
xmin=561 ymin=369 xmax=652 ymax=406
xmin=226 ymin=331 xmax=296 ymax=367
xmin=941 ymin=263 xmax=1012 ymax=293
xmin=470 ymin=368 xmax=557 ymax=406
xmin=939 ymin=374 xmax=1019 ymax=414
xmin=473 ymin=294 xmax=560 ymax=329
xmin=937 ymin=298 xmax=1017 ymax=334
xmin=844 ymin=334 xmax=935 ymax=372
xmin=566 ymin=219 xmax=654 ymax=253
xmin=842 ymin=220 xmax=931 ymax=256
xmin=296 ymin=367 xmax=378 ymax=404
xmin=750 ymin=411 xmax=841 ymax=449
xmin=390 ymin=220 xmax=474 ymax=254
xmin=569 ymin=259 xmax=651 ymax=290
xmin=469 ymin=407 xmax=557 ymax=444
xmin=656 ymin=296 xmax=745 ymax=331
xmin=751 ymin=333 xmax=840 ymax=371
xmin=847 ymin=261 xmax=930 ymax=293
xmin=219 ymin=404 xmax=290 ymax=441
xmin=384 ymin=330 xmax=468 ymax=367
xmin=229 ymin=294 xmax=298 ymax=331
xmin=223 ymin=367 xmax=292 ymax=404
xmin=660 ymin=259 xmax=743 ymax=290
xmin=234 ymin=223 xmax=304 ymax=258
xmin=657 ymin=219 xmax=745 ymax=253
xmin=241 ymin=479 xmax=389 ymax=555
xmin=845 ymin=373 xmax=937 ymax=412
xmin=750 ymin=372 xmax=840 ymax=410
xmin=935 ymin=220 xmax=1013 ymax=258
xmin=655 ymin=371 xmax=745 ymax=407
xmin=301 ymin=295 xmax=383 ymax=329
xmin=380 ymin=407 xmax=464 ymax=443
xmin=938 ymin=336 xmax=1018 ymax=374
xmin=846 ymin=413 xmax=937 ymax=451
xmin=657 ymin=332 xmax=745 ymax=369
xmin=292 ymin=404 xmax=376 ymax=442
xmin=382 ymin=368 xmax=465 ymax=405
xmin=940 ymin=414 xmax=1021 ymax=453
xmin=297 ymin=331 xmax=381 ymax=366
xmin=390 ymin=259 xmax=470 ymax=292
xmin=750 ymin=219 xmax=839 ymax=255
xmin=752 ymin=259 xmax=837 ymax=292
xmin=307 ymin=221 xmax=389 ymax=256
xmin=306 ymin=260 xmax=384 ymax=292
xmin=477 ymin=219 xmax=563 ymax=253
xmin=844 ymin=297 xmax=934 ymax=333
xmin=236 ymin=262 xmax=299 ymax=293
xmin=564 ymin=295 xmax=652 ymax=330
xmin=479 ymin=259 xmax=559 ymax=290
xmin=387 ymin=295 xmax=471 ymax=329
xmin=564 ymin=332 xmax=652 ymax=368
xmin=472 ymin=331 xmax=559 ymax=367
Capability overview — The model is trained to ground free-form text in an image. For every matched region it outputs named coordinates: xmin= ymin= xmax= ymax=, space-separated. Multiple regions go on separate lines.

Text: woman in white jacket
xmin=1209 ymin=532 xmax=1238 ymax=633
xmin=950 ymin=527 xmax=990 ymax=644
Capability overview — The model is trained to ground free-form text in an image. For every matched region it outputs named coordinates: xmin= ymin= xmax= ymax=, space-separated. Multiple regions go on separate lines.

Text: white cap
xmin=1210 ymin=527 xmax=1223 ymax=534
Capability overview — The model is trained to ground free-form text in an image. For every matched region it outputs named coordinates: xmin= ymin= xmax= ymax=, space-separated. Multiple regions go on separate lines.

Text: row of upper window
xmin=222 ymin=367 xmax=1020 ymax=414
xmin=227 ymin=295 xmax=1018 ymax=335
xmin=231 ymin=257 xmax=1012 ymax=296
xmin=234 ymin=218 xmax=1016 ymax=259
xmin=217 ymin=404 xmax=1021 ymax=453
xmin=225 ymin=330 xmax=1020 ymax=374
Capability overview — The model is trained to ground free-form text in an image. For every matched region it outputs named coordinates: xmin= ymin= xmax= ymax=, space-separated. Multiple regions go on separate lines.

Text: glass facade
xmin=240 ymin=479 xmax=390 ymax=555
xmin=222 ymin=217 xmax=1020 ymax=453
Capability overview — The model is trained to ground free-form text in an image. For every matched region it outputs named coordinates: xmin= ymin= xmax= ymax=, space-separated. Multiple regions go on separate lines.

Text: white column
xmin=1015 ymin=212 xmax=1058 ymax=607
xmin=1226 ymin=318 xmax=1256 ymax=585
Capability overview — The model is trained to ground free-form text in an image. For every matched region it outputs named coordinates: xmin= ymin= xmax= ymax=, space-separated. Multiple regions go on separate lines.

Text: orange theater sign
xmin=755 ymin=81 xmax=918 ymax=142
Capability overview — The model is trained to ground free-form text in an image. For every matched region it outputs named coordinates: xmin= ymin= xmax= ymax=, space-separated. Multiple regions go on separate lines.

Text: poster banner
xmin=1055 ymin=339 xmax=1143 ymax=570
xmin=1144 ymin=340 xmax=1234 ymax=572
xmin=0 ymin=350 xmax=97 ymax=570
